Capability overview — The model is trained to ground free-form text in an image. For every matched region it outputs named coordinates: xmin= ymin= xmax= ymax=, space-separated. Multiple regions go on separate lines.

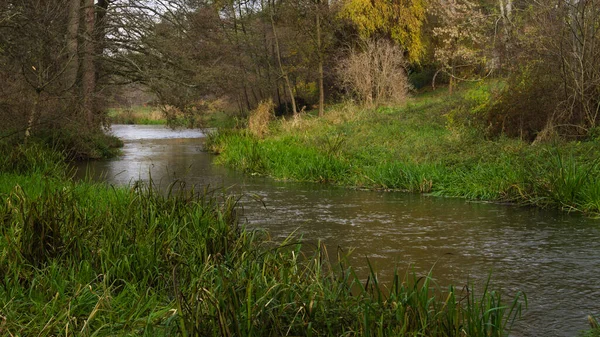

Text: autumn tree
xmin=340 ymin=0 xmax=428 ymax=63
xmin=337 ymin=39 xmax=410 ymax=105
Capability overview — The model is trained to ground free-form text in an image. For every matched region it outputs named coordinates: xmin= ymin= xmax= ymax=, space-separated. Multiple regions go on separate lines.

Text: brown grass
xmin=248 ymin=99 xmax=275 ymax=138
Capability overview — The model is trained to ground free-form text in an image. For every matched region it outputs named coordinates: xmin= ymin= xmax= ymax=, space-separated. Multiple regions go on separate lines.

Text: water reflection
xmin=76 ymin=125 xmax=600 ymax=337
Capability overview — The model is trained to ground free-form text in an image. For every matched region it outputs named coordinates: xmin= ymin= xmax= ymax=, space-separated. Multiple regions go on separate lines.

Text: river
xmin=76 ymin=125 xmax=600 ymax=337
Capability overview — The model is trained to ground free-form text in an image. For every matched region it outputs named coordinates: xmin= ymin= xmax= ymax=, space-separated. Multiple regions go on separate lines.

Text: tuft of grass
xmin=580 ymin=316 xmax=600 ymax=337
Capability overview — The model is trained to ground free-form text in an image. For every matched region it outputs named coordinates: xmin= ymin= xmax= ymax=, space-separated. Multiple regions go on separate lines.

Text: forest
xmin=2 ymin=0 xmax=600 ymax=143
xmin=2 ymin=0 xmax=600 ymax=336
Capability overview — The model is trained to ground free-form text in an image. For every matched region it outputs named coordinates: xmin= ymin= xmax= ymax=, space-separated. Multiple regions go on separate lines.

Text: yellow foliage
xmin=340 ymin=0 xmax=427 ymax=63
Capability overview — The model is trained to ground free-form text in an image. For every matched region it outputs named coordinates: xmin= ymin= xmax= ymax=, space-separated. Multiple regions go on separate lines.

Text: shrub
xmin=486 ymin=62 xmax=561 ymax=142
xmin=336 ymin=39 xmax=410 ymax=105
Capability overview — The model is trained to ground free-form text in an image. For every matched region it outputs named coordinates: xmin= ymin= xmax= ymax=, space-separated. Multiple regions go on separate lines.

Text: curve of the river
xmin=76 ymin=125 xmax=600 ymax=337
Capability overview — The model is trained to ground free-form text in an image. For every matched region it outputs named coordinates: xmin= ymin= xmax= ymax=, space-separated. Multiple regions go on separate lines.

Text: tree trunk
xmin=24 ymin=91 xmax=40 ymax=146
xmin=65 ymin=0 xmax=80 ymax=90
xmin=449 ymin=68 xmax=454 ymax=95
xmin=269 ymin=1 xmax=297 ymax=115
xmin=316 ymin=2 xmax=324 ymax=117
xmin=82 ymin=0 xmax=96 ymax=127
xmin=94 ymin=0 xmax=110 ymax=74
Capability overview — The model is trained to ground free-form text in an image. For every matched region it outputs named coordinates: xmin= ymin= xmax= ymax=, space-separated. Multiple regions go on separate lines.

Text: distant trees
xmin=110 ymin=0 xmax=342 ymax=121
xmin=2 ymin=0 xmax=599 ymax=142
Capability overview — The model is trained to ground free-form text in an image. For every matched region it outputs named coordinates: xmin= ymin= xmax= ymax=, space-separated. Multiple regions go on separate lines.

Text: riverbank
xmin=0 ymin=143 xmax=528 ymax=336
xmin=108 ymin=106 xmax=236 ymax=129
xmin=108 ymin=106 xmax=167 ymax=125
xmin=206 ymin=84 xmax=600 ymax=215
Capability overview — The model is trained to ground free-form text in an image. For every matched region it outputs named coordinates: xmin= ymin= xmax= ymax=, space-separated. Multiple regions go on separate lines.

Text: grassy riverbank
xmin=108 ymin=106 xmax=167 ymax=125
xmin=108 ymin=106 xmax=236 ymax=128
xmin=0 ymin=144 xmax=526 ymax=336
xmin=206 ymin=84 xmax=600 ymax=215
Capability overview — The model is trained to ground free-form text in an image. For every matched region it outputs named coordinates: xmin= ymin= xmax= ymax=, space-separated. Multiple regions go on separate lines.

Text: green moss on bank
xmin=207 ymin=85 xmax=600 ymax=215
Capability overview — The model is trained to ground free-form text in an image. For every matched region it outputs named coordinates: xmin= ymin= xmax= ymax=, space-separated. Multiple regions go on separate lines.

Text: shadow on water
xmin=75 ymin=125 xmax=600 ymax=337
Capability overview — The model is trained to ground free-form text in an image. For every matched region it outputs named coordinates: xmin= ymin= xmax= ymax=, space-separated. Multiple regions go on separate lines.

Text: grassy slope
xmin=0 ymin=144 xmax=527 ymax=336
xmin=208 ymin=83 xmax=600 ymax=215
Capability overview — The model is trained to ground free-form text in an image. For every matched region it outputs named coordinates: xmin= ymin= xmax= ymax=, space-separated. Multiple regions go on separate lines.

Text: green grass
xmin=207 ymin=83 xmax=600 ymax=215
xmin=0 ymin=143 xmax=526 ymax=336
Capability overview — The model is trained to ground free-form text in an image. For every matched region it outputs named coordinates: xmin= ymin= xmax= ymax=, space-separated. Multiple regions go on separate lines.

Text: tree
xmin=0 ymin=0 xmax=74 ymax=142
xmin=286 ymin=0 xmax=339 ymax=116
xmin=340 ymin=0 xmax=428 ymax=63
xmin=0 ymin=0 xmax=114 ymax=143
xmin=431 ymin=0 xmax=490 ymax=93
xmin=488 ymin=0 xmax=600 ymax=140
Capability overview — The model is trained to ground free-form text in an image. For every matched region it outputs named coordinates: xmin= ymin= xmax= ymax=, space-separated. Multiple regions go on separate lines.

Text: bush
xmin=486 ymin=63 xmax=561 ymax=141
xmin=336 ymin=39 xmax=410 ymax=105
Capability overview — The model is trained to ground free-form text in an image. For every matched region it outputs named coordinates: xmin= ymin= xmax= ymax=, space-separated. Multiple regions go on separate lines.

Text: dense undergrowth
xmin=0 ymin=144 xmax=527 ymax=336
xmin=206 ymin=83 xmax=600 ymax=215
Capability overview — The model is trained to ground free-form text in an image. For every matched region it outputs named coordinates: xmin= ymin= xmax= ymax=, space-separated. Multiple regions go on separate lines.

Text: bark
xmin=94 ymin=0 xmax=110 ymax=68
xmin=82 ymin=0 xmax=96 ymax=126
xmin=65 ymin=0 xmax=80 ymax=90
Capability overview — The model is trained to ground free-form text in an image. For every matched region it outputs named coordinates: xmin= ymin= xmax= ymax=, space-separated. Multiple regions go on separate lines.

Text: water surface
xmin=77 ymin=125 xmax=600 ymax=337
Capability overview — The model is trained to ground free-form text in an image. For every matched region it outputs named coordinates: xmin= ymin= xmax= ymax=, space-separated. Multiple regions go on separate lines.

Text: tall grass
xmin=0 ymin=144 xmax=526 ymax=336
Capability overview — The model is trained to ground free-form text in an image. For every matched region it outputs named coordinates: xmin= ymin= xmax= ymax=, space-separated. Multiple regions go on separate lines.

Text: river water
xmin=77 ymin=125 xmax=600 ymax=337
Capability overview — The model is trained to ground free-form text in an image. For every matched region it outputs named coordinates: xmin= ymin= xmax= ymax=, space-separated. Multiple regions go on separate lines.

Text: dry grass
xmin=248 ymin=99 xmax=275 ymax=138
xmin=276 ymin=103 xmax=365 ymax=134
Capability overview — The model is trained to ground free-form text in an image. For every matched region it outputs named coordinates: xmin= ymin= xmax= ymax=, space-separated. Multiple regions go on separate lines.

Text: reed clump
xmin=0 ymin=144 xmax=526 ymax=336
